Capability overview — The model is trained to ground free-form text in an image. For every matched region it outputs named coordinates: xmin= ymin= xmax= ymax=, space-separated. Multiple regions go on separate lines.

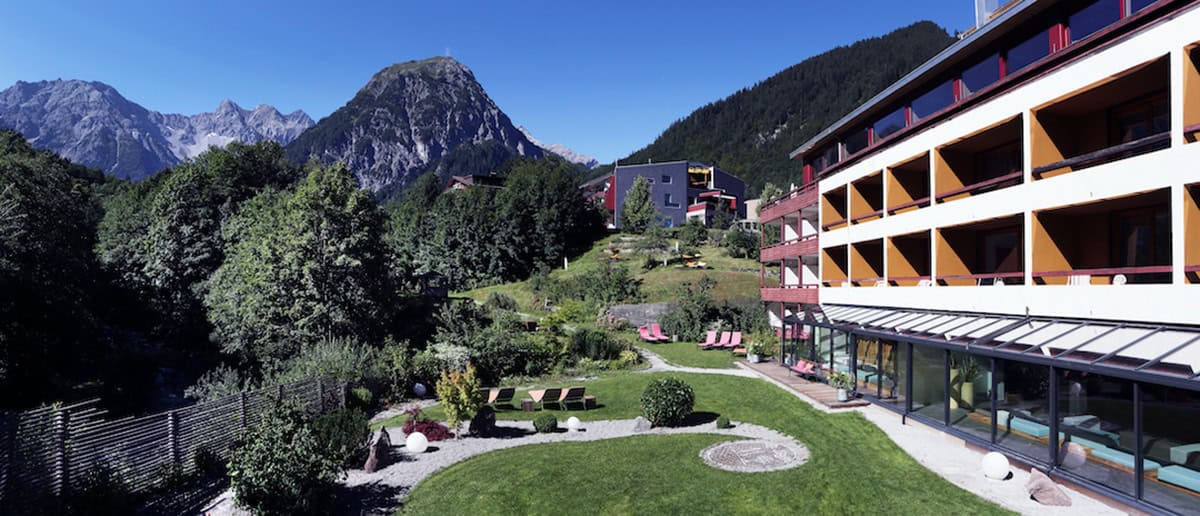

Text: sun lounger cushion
xmin=1009 ymin=417 xmax=1051 ymax=438
xmin=1070 ymin=436 xmax=1112 ymax=452
xmin=1089 ymin=447 xmax=1161 ymax=471
xmin=1158 ymin=466 xmax=1200 ymax=492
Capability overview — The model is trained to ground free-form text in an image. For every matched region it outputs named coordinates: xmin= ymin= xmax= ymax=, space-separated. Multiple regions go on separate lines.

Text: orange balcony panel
xmin=761 ymin=184 xmax=818 ymax=223
xmin=761 ymin=287 xmax=818 ymax=305
xmin=760 ymin=237 xmax=818 ymax=263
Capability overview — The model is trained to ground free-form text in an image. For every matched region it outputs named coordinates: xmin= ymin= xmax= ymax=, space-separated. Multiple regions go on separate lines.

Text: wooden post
xmin=340 ymin=382 xmax=347 ymax=409
xmin=239 ymin=392 xmax=247 ymax=428
xmin=53 ymin=409 xmax=69 ymax=498
xmin=166 ymin=411 xmax=179 ymax=466
xmin=316 ymin=379 xmax=324 ymax=413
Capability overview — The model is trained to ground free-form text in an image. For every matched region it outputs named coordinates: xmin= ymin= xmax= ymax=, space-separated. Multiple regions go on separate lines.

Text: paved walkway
xmin=636 ymin=346 xmax=757 ymax=377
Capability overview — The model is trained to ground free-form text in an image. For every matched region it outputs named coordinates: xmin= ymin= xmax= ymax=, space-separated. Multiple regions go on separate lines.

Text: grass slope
xmin=644 ymin=341 xmax=739 ymax=369
xmin=398 ymin=372 xmax=1011 ymax=515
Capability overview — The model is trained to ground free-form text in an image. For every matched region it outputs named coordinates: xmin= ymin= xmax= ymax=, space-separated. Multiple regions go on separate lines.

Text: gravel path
xmin=201 ymin=418 xmax=799 ymax=515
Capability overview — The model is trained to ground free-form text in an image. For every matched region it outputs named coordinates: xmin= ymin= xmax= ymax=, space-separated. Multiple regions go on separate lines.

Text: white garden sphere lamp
xmin=413 ymin=383 xmax=427 ymax=397
xmin=982 ymin=451 xmax=1010 ymax=480
xmin=567 ymin=416 xmax=582 ymax=432
xmin=406 ymin=431 xmax=429 ymax=454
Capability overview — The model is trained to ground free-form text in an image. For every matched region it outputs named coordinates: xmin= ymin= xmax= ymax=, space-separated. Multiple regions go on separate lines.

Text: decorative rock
xmin=413 ymin=383 xmax=427 ymax=398
xmin=700 ymin=439 xmax=810 ymax=473
xmin=469 ymin=406 xmax=496 ymax=437
xmin=363 ymin=429 xmax=391 ymax=473
xmin=1059 ymin=442 xmax=1087 ymax=470
xmin=981 ymin=451 xmax=1010 ymax=480
xmin=1026 ymin=469 xmax=1072 ymax=506
xmin=631 ymin=416 xmax=651 ymax=432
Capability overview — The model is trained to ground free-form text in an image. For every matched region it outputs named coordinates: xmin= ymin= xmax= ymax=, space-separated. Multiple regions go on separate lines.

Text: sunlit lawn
xmin=643 ymin=341 xmax=739 ymax=369
xmin=397 ymin=371 xmax=1011 ymax=515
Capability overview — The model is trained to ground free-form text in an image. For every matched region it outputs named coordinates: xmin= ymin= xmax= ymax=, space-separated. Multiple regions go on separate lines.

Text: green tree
xmin=758 ymin=182 xmax=783 ymax=215
xmin=227 ymin=403 xmax=342 ymax=515
xmin=620 ymin=176 xmax=658 ymax=234
xmin=436 ymin=364 xmax=483 ymax=438
xmin=204 ymin=162 xmax=389 ymax=370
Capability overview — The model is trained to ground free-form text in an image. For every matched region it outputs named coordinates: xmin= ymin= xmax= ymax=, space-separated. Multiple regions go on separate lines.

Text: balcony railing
xmin=886 ymin=196 xmax=930 ymax=215
xmin=849 ymin=209 xmax=884 ymax=224
xmin=760 ymin=235 xmax=818 ymax=263
xmin=821 ymin=218 xmax=849 ymax=231
xmin=936 ymin=271 xmax=1025 ymax=285
xmin=850 ymin=276 xmax=885 ymax=286
xmin=761 ymin=285 xmax=819 ymax=304
xmin=1186 ymin=123 xmax=1200 ymax=142
xmin=1033 ymin=265 xmax=1172 ymax=284
xmin=1031 ymin=132 xmax=1171 ymax=179
xmin=934 ymin=171 xmax=1023 ymax=203
xmin=888 ymin=275 xmax=932 ymax=285
xmin=760 ymin=182 xmax=819 ymax=222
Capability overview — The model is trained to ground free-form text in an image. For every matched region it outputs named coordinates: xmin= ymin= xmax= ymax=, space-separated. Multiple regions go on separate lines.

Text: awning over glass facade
xmin=810 ymin=304 xmax=1200 ymax=386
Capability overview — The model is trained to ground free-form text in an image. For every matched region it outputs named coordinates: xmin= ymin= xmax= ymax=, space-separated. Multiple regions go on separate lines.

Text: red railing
xmin=1033 ymin=265 xmax=1172 ymax=284
xmin=1031 ymin=132 xmax=1171 ymax=178
xmin=888 ymin=275 xmax=932 ymax=284
xmin=886 ymin=196 xmax=930 ymax=214
xmin=850 ymin=277 xmax=885 ymax=285
xmin=934 ymin=171 xmax=1023 ymax=202
xmin=761 ymin=286 xmax=818 ymax=304
xmin=760 ymin=235 xmax=818 ymax=263
xmin=849 ymin=209 xmax=884 ymax=224
xmin=1185 ymin=265 xmax=1200 ymax=273
xmin=1186 ymin=123 xmax=1200 ymax=142
xmin=821 ymin=218 xmax=849 ymax=231
xmin=759 ymin=182 xmax=819 ymax=215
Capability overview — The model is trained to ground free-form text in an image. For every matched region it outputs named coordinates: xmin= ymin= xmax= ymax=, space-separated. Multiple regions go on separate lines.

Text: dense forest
xmin=603 ymin=21 xmax=956 ymax=195
xmin=0 ymin=131 xmax=603 ymax=412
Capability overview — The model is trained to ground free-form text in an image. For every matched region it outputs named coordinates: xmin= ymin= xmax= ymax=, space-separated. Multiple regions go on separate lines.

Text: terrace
xmin=1188 ymin=183 xmax=1200 ymax=284
xmin=886 ymin=152 xmax=931 ymax=215
xmin=1188 ymin=44 xmax=1200 ymax=143
xmin=821 ymin=186 xmax=849 ymax=231
xmin=849 ymin=171 xmax=884 ymax=224
xmin=935 ymin=214 xmax=1025 ymax=286
xmin=934 ymin=116 xmax=1024 ymax=204
xmin=821 ymin=244 xmax=849 ymax=287
xmin=850 ymin=239 xmax=885 ymax=287
xmin=888 ymin=230 xmax=932 ymax=286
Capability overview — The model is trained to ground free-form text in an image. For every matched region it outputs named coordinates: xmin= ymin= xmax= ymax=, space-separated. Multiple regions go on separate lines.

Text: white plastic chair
xmin=1112 ymin=274 xmax=1127 ymax=286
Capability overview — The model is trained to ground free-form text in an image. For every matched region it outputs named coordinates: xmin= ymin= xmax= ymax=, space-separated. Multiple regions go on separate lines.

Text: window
xmin=1070 ymin=0 xmax=1121 ymax=43
xmin=1006 ymin=30 xmax=1050 ymax=75
xmin=911 ymin=80 xmax=955 ymax=122
xmin=873 ymin=107 xmax=907 ymax=141
xmin=1112 ymin=206 xmax=1170 ymax=281
xmin=994 ymin=360 xmax=1051 ymax=463
xmin=811 ymin=145 xmax=840 ymax=174
xmin=976 ymin=142 xmax=1022 ymax=182
xmin=1129 ymin=0 xmax=1156 ymax=13
xmin=663 ymin=193 xmax=680 ymax=208
xmin=1110 ymin=94 xmax=1169 ymax=144
xmin=979 ymin=229 xmax=1021 ymax=274
xmin=911 ymin=345 xmax=946 ymax=423
xmin=1141 ymin=384 xmax=1200 ymax=513
xmin=961 ymin=54 xmax=1001 ymax=97
xmin=949 ymin=352 xmax=993 ymax=443
xmin=1057 ymin=371 xmax=1135 ymax=495
xmin=661 ymin=174 xmax=672 ymax=184
xmin=844 ymin=127 xmax=870 ymax=156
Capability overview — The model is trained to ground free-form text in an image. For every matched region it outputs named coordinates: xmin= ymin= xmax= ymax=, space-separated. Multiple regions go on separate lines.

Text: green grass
xmin=643 ymin=341 xmax=738 ymax=369
xmin=398 ymin=372 xmax=1012 ymax=515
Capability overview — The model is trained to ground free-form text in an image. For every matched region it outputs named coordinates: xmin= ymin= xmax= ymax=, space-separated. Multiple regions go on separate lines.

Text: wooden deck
xmin=741 ymin=360 xmax=871 ymax=409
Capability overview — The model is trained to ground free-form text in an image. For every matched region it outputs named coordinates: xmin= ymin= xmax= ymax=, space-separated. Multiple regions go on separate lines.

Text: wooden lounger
xmin=527 ymin=387 xmax=563 ymax=410
xmin=559 ymin=386 xmax=587 ymax=410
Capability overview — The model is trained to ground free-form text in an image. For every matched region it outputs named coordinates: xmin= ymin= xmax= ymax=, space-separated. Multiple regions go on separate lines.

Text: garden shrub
xmin=436 ymin=364 xmax=483 ymax=438
xmin=615 ymin=350 xmax=641 ymax=369
xmin=469 ymin=405 xmax=496 ymax=437
xmin=595 ymin=312 xmax=628 ymax=331
xmin=679 ymin=218 xmax=707 ymax=246
xmin=659 ymin=277 xmax=716 ymax=342
xmin=410 ymin=349 xmax=442 ymax=386
xmin=310 ymin=408 xmax=371 ymax=468
xmin=533 ymin=413 xmax=558 ymax=433
xmin=722 ymin=227 xmax=759 ymax=259
xmin=184 ymin=365 xmax=249 ymax=402
xmin=65 ymin=463 xmax=136 ymax=516
xmin=716 ymin=415 xmax=731 ymax=429
xmin=641 ymin=377 xmax=695 ymax=427
xmin=193 ymin=445 xmax=226 ymax=478
xmin=553 ymin=299 xmax=592 ymax=324
xmin=228 ymin=403 xmax=341 ymax=516
xmin=274 ymin=336 xmax=384 ymax=386
xmin=401 ymin=407 xmax=453 ymax=441
xmin=349 ymin=386 xmax=373 ymax=409
xmin=716 ymin=301 xmax=770 ymax=334
xmin=569 ymin=328 xmax=625 ymax=361
xmin=484 ymin=291 xmax=519 ymax=312
xmin=548 ymin=264 xmax=642 ymax=306
xmin=380 ymin=338 xmax=411 ymax=400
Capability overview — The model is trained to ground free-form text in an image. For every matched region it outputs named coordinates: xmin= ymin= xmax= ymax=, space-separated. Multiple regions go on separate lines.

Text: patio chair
xmin=713 ymin=331 xmax=732 ymax=349
xmin=527 ymin=387 xmax=563 ymax=410
xmin=649 ymin=323 xmax=670 ymax=341
xmin=724 ymin=332 xmax=743 ymax=349
xmin=638 ymin=326 xmax=656 ymax=342
xmin=697 ymin=330 xmax=718 ymax=348
xmin=487 ymin=387 xmax=516 ymax=406
xmin=559 ymin=386 xmax=587 ymax=410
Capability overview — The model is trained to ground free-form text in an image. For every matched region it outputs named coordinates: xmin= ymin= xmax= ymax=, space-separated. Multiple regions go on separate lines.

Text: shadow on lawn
xmin=334 ymin=481 xmax=408 ymax=516
xmin=680 ymin=411 xmax=719 ymax=427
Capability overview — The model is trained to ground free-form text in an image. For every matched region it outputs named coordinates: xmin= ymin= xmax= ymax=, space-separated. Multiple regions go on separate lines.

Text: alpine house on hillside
xmin=760 ymin=0 xmax=1200 ymax=513
xmin=605 ymin=161 xmax=747 ymax=229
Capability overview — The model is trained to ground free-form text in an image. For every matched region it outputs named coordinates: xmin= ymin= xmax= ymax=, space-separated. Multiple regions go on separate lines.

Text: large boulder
xmin=363 ymin=429 xmax=392 ymax=473
xmin=1059 ymin=442 xmax=1087 ymax=470
xmin=1026 ymin=469 xmax=1072 ymax=506
xmin=470 ymin=406 xmax=496 ymax=437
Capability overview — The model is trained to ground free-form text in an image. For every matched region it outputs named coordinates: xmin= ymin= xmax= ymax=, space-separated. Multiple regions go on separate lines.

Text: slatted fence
xmin=0 ymin=377 xmax=343 ymax=514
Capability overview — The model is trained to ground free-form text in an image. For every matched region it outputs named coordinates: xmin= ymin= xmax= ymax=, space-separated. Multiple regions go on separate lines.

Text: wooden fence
xmin=0 ymin=377 xmax=344 ymax=514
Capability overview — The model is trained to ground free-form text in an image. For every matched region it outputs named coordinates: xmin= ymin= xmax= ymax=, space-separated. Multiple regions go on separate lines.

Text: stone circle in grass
xmin=700 ymin=440 xmax=810 ymax=473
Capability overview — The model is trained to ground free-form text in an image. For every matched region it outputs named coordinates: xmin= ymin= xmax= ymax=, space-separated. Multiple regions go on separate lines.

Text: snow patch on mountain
xmin=517 ymin=126 xmax=599 ymax=169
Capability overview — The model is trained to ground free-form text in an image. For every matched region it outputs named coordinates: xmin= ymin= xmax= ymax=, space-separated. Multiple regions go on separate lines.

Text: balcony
xmin=934 ymin=115 xmax=1024 ymax=204
xmin=936 ymin=214 xmax=1025 ymax=286
xmin=761 ymin=235 xmax=818 ymax=263
xmin=1033 ymin=189 xmax=1172 ymax=285
xmin=761 ymin=286 xmax=819 ymax=304
xmin=1187 ymin=43 xmax=1200 ymax=143
xmin=821 ymin=186 xmax=849 ymax=231
xmin=821 ymin=244 xmax=849 ymax=287
xmin=1031 ymin=55 xmax=1170 ymax=179
xmin=888 ymin=230 xmax=932 ymax=286
xmin=850 ymin=171 xmax=884 ymax=225
xmin=760 ymin=182 xmax=819 ymax=223
xmin=850 ymin=239 xmax=884 ymax=286
xmin=1185 ymin=183 xmax=1199 ymax=284
xmin=887 ymin=152 xmax=931 ymax=215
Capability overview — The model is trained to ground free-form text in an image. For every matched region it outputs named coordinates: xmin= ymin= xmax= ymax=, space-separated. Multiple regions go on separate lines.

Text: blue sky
xmin=0 ymin=1 xmax=974 ymax=162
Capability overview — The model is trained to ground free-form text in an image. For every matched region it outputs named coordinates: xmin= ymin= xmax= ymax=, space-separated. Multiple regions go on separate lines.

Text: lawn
xmin=643 ymin=341 xmax=739 ymax=369
xmin=397 ymin=372 xmax=1012 ymax=515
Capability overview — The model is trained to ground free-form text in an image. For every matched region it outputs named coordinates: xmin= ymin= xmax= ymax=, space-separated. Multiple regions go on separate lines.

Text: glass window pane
xmin=880 ymin=340 xmax=907 ymax=408
xmin=1141 ymin=384 xmax=1200 ymax=512
xmin=1070 ymin=0 xmax=1121 ymax=43
xmin=844 ymin=128 xmax=870 ymax=155
xmin=995 ymin=360 xmax=1051 ymax=463
xmin=1057 ymin=370 xmax=1135 ymax=496
xmin=873 ymin=107 xmax=907 ymax=141
xmin=912 ymin=81 xmax=955 ymax=122
xmin=1006 ymin=30 xmax=1050 ymax=75
xmin=911 ymin=345 xmax=947 ymax=423
xmin=855 ymin=335 xmax=879 ymax=393
xmin=962 ymin=54 xmax=1001 ymax=97
xmin=831 ymin=330 xmax=851 ymax=375
xmin=949 ymin=352 xmax=994 ymax=442
xmin=1130 ymin=0 xmax=1156 ymax=13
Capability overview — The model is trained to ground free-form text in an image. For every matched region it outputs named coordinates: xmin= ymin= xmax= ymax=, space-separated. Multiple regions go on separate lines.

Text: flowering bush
xmin=401 ymin=407 xmax=453 ymax=441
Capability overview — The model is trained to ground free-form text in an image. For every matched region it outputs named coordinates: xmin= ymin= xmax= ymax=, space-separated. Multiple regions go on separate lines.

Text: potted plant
xmin=746 ymin=340 xmax=768 ymax=363
xmin=829 ymin=371 xmax=854 ymax=402
xmin=949 ymin=355 xmax=982 ymax=410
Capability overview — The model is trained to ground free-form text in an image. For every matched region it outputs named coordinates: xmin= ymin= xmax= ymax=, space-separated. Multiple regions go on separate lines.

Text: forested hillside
xmin=611 ymin=21 xmax=955 ymax=194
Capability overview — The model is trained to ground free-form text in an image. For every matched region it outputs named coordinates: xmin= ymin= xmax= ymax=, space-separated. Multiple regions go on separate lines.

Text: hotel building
xmin=759 ymin=0 xmax=1200 ymax=512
